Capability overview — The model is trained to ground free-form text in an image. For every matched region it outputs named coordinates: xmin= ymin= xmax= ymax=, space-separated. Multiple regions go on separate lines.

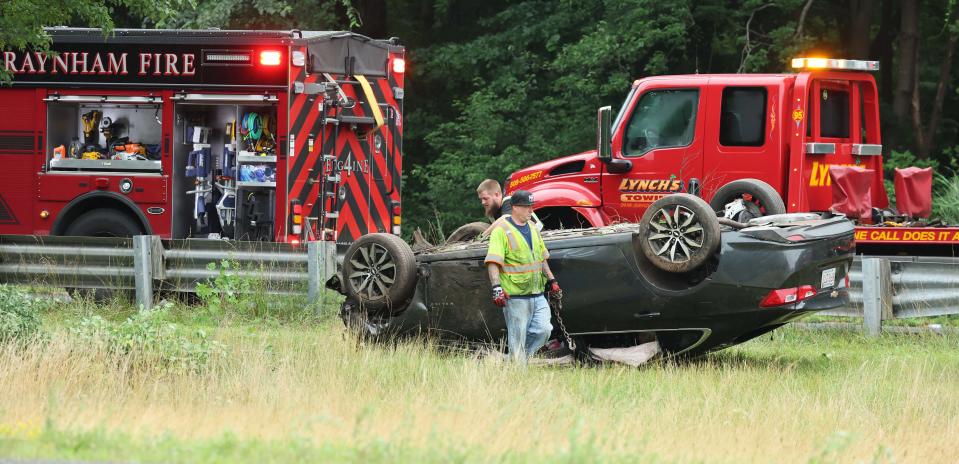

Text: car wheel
xmin=64 ymin=208 xmax=144 ymax=303
xmin=342 ymin=233 xmax=417 ymax=313
xmin=709 ymin=179 xmax=786 ymax=222
xmin=638 ymin=193 xmax=721 ymax=273
xmin=446 ymin=221 xmax=490 ymax=243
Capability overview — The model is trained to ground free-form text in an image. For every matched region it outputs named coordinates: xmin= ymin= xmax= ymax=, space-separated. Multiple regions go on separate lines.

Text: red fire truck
xmin=504 ymin=57 xmax=948 ymax=255
xmin=0 ymin=28 xmax=404 ymax=246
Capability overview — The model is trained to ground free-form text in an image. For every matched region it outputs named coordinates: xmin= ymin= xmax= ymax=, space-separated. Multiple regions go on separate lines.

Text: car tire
xmin=64 ymin=208 xmax=144 ymax=303
xmin=342 ymin=233 xmax=417 ymax=313
xmin=446 ymin=221 xmax=490 ymax=243
xmin=709 ymin=179 xmax=786 ymax=222
xmin=638 ymin=193 xmax=721 ymax=273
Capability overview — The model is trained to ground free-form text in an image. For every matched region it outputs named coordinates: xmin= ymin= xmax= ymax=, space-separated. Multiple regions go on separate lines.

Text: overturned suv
xmin=328 ymin=194 xmax=854 ymax=359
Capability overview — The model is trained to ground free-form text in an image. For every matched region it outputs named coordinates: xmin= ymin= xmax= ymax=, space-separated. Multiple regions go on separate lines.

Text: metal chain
xmin=549 ymin=295 xmax=576 ymax=351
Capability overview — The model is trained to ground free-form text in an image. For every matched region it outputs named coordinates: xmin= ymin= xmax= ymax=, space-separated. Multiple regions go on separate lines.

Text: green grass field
xmin=1 ymin=290 xmax=958 ymax=463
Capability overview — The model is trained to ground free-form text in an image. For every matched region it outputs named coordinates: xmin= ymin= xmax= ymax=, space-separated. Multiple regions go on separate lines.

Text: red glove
xmin=492 ymin=285 xmax=509 ymax=307
xmin=547 ymin=279 xmax=563 ymax=300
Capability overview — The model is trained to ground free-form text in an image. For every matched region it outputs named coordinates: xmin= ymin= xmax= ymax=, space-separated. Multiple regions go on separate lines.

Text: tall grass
xmin=1 ymin=308 xmax=958 ymax=463
xmin=933 ymin=173 xmax=959 ymax=224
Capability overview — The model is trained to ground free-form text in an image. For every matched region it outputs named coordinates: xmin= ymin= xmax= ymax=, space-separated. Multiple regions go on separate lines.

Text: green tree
xmin=0 ymin=0 xmax=190 ymax=82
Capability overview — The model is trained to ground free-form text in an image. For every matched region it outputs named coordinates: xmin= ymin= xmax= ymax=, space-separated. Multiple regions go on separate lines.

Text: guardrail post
xmin=308 ymin=241 xmax=335 ymax=311
xmin=861 ymin=257 xmax=892 ymax=336
xmin=133 ymin=235 xmax=154 ymax=311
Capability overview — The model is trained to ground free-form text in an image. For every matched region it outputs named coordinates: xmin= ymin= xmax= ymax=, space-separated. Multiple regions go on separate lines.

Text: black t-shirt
xmin=501 ymin=196 xmax=512 ymax=216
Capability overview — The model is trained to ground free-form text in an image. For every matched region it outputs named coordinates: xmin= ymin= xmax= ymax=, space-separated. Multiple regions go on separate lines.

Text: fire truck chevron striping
xmin=0 ymin=28 xmax=404 ymax=247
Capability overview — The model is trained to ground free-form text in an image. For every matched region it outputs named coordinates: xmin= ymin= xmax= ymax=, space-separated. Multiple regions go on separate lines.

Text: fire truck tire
xmin=342 ymin=233 xmax=417 ymax=314
xmin=709 ymin=179 xmax=786 ymax=221
xmin=638 ymin=193 xmax=721 ymax=273
xmin=447 ymin=222 xmax=490 ymax=243
xmin=64 ymin=208 xmax=144 ymax=237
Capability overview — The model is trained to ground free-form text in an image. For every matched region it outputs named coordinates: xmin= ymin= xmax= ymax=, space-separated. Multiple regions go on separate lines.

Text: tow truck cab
xmin=506 ymin=58 xmax=887 ymax=230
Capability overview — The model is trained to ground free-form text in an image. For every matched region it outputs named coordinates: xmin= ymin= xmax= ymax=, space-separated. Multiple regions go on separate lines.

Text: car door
xmin=601 ymin=81 xmax=706 ymax=222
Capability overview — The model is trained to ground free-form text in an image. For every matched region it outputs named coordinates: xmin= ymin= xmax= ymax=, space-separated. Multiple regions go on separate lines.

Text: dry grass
xmin=1 ymin=316 xmax=958 ymax=463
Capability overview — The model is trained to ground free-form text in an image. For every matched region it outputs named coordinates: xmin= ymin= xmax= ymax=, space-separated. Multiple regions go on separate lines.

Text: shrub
xmin=0 ymin=285 xmax=44 ymax=343
xmin=194 ymin=259 xmax=318 ymax=323
xmin=70 ymin=302 xmax=224 ymax=371
xmin=195 ymin=260 xmax=259 ymax=318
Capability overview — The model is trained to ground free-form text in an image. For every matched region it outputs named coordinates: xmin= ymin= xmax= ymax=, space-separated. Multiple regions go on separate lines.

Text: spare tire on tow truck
xmin=341 ymin=233 xmax=418 ymax=314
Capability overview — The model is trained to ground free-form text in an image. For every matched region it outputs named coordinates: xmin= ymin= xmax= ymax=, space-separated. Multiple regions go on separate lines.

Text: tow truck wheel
xmin=447 ymin=222 xmax=490 ymax=243
xmin=342 ymin=233 xmax=417 ymax=314
xmin=638 ymin=194 xmax=721 ymax=273
xmin=709 ymin=179 xmax=786 ymax=222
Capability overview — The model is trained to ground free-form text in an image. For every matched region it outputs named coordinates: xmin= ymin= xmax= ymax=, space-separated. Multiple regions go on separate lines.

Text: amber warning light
xmin=791 ymin=57 xmax=879 ymax=71
xmin=260 ymin=51 xmax=282 ymax=66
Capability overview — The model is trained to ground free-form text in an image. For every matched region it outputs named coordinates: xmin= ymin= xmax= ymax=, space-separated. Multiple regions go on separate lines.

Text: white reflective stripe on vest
xmin=502 ymin=261 xmax=543 ymax=274
xmin=498 ymin=225 xmax=519 ymax=250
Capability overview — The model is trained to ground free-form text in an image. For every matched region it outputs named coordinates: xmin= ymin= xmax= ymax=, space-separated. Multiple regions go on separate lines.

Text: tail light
xmin=260 ymin=50 xmax=282 ymax=66
xmin=392 ymin=57 xmax=406 ymax=74
xmin=760 ymin=285 xmax=818 ymax=307
xmin=391 ymin=202 xmax=402 ymax=234
xmin=291 ymin=202 xmax=303 ymax=236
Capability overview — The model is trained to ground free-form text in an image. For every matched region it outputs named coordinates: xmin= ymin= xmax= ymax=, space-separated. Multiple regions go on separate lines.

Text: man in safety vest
xmin=484 ymin=190 xmax=562 ymax=363
xmin=476 ymin=179 xmax=512 ymax=222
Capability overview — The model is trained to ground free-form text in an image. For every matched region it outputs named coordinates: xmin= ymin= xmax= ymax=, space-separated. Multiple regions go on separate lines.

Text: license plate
xmin=820 ymin=267 xmax=836 ymax=289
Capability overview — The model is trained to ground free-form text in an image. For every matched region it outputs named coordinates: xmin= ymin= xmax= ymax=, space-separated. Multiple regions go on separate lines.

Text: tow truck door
xmin=701 ymin=78 xmax=785 ymax=203
xmin=602 ymin=79 xmax=706 ymax=221
xmin=800 ymin=74 xmax=886 ymax=212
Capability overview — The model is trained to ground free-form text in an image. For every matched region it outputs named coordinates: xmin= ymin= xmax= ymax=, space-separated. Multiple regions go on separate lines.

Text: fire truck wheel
xmin=342 ymin=233 xmax=417 ymax=314
xmin=63 ymin=209 xmax=143 ymax=303
xmin=709 ymin=179 xmax=786 ymax=222
xmin=65 ymin=208 xmax=144 ymax=237
xmin=638 ymin=193 xmax=721 ymax=273
xmin=447 ymin=222 xmax=490 ymax=243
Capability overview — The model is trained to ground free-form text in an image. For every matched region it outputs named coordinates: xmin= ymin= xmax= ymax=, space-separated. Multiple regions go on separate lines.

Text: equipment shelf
xmin=236 ymin=180 xmax=276 ymax=188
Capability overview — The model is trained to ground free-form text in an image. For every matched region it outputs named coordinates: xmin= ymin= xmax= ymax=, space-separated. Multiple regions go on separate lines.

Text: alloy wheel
xmin=645 ymin=205 xmax=706 ymax=263
xmin=347 ymin=243 xmax=397 ymax=301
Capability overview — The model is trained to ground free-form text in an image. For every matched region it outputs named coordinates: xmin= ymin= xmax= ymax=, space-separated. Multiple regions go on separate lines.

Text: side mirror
xmin=596 ymin=106 xmax=612 ymax=161
xmin=596 ymin=105 xmax=631 ymax=174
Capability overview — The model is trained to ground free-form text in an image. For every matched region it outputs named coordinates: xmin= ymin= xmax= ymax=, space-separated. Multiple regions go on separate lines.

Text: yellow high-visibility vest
xmin=484 ymin=219 xmax=549 ymax=296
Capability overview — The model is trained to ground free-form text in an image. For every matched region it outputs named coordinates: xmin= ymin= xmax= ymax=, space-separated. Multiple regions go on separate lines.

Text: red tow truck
xmin=0 ymin=28 xmax=405 ymax=247
xmin=504 ymin=57 xmax=951 ymax=255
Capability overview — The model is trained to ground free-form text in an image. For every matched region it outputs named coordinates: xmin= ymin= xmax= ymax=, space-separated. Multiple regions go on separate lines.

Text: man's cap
xmin=511 ymin=190 xmax=534 ymax=206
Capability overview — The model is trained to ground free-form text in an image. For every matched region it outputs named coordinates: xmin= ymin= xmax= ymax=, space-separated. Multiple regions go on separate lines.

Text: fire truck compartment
xmin=46 ymin=98 xmax=163 ymax=173
xmin=172 ymin=99 xmax=279 ymax=240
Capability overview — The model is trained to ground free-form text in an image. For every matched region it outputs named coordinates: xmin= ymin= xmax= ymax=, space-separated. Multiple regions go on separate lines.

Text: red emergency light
xmin=260 ymin=51 xmax=282 ymax=66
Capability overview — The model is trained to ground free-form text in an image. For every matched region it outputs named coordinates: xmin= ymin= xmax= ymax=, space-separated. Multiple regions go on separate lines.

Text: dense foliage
xmin=4 ymin=0 xmax=959 ymax=232
xmin=0 ymin=285 xmax=44 ymax=342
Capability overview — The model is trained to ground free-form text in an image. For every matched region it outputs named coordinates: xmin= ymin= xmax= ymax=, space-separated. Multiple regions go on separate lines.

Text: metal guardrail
xmin=1 ymin=236 xmax=957 ymax=330
xmin=822 ymin=255 xmax=959 ymax=335
xmin=0 ymin=235 xmax=336 ymax=310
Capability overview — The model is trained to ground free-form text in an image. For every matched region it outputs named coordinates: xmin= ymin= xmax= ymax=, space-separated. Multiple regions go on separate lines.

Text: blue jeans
xmin=503 ymin=295 xmax=553 ymax=363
